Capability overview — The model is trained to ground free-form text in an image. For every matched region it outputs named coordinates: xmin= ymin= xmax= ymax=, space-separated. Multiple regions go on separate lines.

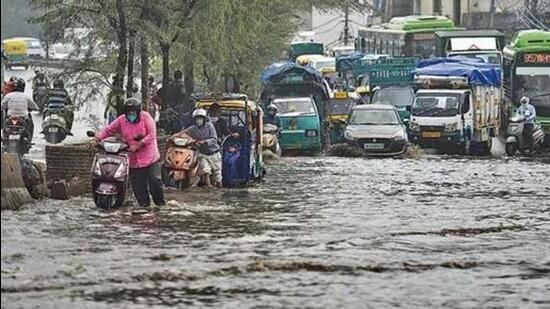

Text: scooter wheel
xmin=505 ymin=143 xmax=517 ymax=156
xmin=95 ymin=194 xmax=117 ymax=209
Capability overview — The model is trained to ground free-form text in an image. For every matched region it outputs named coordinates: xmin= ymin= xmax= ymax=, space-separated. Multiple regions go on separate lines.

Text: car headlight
xmin=444 ymin=122 xmax=458 ymax=132
xmin=409 ymin=121 xmax=420 ymax=131
xmin=392 ymin=130 xmax=408 ymax=141
xmin=344 ymin=130 xmax=356 ymax=140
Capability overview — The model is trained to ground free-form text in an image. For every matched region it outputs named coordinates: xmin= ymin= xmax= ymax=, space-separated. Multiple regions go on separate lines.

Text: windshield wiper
xmin=413 ymin=107 xmax=441 ymax=116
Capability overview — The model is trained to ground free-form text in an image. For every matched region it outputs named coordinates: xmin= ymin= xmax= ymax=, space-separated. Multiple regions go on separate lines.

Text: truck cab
xmin=409 ymin=89 xmax=473 ymax=152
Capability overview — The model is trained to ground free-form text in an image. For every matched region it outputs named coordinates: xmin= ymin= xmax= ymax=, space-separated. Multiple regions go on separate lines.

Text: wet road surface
xmin=2 ymin=155 xmax=550 ymax=308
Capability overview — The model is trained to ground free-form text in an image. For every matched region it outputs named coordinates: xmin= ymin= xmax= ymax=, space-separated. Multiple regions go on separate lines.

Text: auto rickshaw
xmin=195 ymin=93 xmax=265 ymax=187
xmin=325 ymin=91 xmax=359 ymax=145
xmin=2 ymin=39 xmax=29 ymax=70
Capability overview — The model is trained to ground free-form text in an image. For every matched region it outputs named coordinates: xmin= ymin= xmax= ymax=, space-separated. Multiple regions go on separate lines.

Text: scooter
xmin=41 ymin=109 xmax=67 ymax=144
xmin=33 ymin=86 xmax=48 ymax=113
xmin=505 ymin=116 xmax=545 ymax=156
xmin=162 ymin=132 xmax=200 ymax=189
xmin=87 ymin=131 xmax=129 ymax=209
xmin=262 ymin=124 xmax=282 ymax=156
xmin=1 ymin=115 xmax=32 ymax=156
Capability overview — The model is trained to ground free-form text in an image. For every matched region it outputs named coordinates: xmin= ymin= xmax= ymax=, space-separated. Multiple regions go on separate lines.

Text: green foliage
xmin=1 ymin=0 xmax=41 ymax=40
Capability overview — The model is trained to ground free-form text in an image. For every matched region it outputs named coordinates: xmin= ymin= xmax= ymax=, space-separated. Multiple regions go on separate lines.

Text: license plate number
xmin=422 ymin=131 xmax=441 ymax=138
xmin=364 ymin=143 xmax=384 ymax=150
xmin=8 ymin=134 xmax=20 ymax=140
xmin=48 ymin=127 xmax=59 ymax=133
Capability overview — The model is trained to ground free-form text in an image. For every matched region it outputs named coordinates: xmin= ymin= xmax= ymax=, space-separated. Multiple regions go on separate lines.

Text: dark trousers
xmin=523 ymin=123 xmax=534 ymax=151
xmin=129 ymin=161 xmax=165 ymax=207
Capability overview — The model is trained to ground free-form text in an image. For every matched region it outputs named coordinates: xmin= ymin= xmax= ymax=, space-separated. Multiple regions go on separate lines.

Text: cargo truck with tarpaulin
xmin=410 ymin=58 xmax=502 ymax=154
xmin=260 ymin=62 xmax=331 ymax=153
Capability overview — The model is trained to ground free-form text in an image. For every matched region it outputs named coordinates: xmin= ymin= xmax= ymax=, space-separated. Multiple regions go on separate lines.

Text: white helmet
xmin=192 ymin=108 xmax=207 ymax=119
xmin=520 ymin=96 xmax=530 ymax=105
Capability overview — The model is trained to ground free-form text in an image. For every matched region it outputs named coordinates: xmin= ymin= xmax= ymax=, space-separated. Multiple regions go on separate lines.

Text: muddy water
xmin=2 ymin=156 xmax=550 ymax=308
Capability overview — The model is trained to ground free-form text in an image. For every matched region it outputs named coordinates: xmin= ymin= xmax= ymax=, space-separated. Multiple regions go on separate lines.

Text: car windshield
xmin=349 ymin=109 xmax=399 ymax=125
xmin=54 ymin=45 xmax=73 ymax=54
xmin=372 ymin=87 xmax=414 ymax=107
xmin=327 ymin=99 xmax=355 ymax=115
xmin=27 ymin=40 xmax=42 ymax=48
xmin=412 ymin=93 xmax=462 ymax=117
xmin=273 ymin=98 xmax=316 ymax=115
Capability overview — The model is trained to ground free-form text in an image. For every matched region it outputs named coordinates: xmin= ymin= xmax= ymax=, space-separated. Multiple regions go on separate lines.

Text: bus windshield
xmin=515 ymin=67 xmax=550 ymax=102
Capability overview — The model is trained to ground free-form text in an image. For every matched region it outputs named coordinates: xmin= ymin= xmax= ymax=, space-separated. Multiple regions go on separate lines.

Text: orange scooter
xmin=162 ymin=132 xmax=200 ymax=189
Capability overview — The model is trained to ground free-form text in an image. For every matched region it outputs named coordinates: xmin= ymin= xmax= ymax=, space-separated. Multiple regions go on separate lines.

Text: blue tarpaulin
xmin=413 ymin=58 xmax=502 ymax=86
xmin=260 ymin=61 xmax=324 ymax=85
xmin=335 ymin=52 xmax=365 ymax=72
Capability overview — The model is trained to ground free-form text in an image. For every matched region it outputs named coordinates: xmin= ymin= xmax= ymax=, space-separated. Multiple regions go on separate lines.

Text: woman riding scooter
xmin=94 ymin=98 xmax=165 ymax=208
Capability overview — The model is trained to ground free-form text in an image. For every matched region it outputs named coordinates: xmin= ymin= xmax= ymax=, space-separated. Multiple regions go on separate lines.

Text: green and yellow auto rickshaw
xmin=196 ymin=93 xmax=265 ymax=187
xmin=2 ymin=39 xmax=29 ymax=70
xmin=325 ymin=91 xmax=359 ymax=145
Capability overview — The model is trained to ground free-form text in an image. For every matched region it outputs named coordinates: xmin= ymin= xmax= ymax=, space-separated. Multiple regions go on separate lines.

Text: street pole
xmin=344 ymin=5 xmax=350 ymax=46
xmin=489 ymin=0 xmax=496 ymax=28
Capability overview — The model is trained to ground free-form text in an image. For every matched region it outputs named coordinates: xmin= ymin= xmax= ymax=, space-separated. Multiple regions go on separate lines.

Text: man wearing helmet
xmin=32 ymin=70 xmax=49 ymax=102
xmin=1 ymin=78 xmax=39 ymax=141
xmin=95 ymin=98 xmax=165 ymax=208
xmin=45 ymin=79 xmax=74 ymax=134
xmin=518 ymin=96 xmax=537 ymax=153
xmin=264 ymin=104 xmax=281 ymax=130
xmin=183 ymin=108 xmax=222 ymax=187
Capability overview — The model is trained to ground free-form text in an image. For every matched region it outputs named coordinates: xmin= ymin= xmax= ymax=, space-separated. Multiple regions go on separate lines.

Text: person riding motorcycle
xmin=94 ymin=98 xmax=165 ymax=208
xmin=32 ymin=71 xmax=49 ymax=89
xmin=264 ymin=104 xmax=281 ymax=131
xmin=182 ymin=108 xmax=222 ymax=188
xmin=1 ymin=78 xmax=39 ymax=142
xmin=45 ymin=79 xmax=74 ymax=134
xmin=209 ymin=102 xmax=239 ymax=142
xmin=517 ymin=96 xmax=537 ymax=153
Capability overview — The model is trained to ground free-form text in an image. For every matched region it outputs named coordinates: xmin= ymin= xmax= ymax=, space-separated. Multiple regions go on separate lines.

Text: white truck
xmin=409 ymin=59 xmax=503 ymax=154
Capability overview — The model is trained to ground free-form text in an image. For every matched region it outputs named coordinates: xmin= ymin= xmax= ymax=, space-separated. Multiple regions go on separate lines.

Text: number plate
xmin=422 ymin=131 xmax=441 ymax=138
xmin=48 ymin=127 xmax=59 ymax=133
xmin=364 ymin=143 xmax=384 ymax=150
xmin=8 ymin=134 xmax=20 ymax=140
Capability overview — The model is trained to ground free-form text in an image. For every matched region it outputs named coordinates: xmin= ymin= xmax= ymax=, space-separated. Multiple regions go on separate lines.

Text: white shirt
xmin=1 ymin=91 xmax=39 ymax=118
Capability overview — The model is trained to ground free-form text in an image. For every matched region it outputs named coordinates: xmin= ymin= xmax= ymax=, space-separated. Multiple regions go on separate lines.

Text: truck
xmin=409 ymin=58 xmax=502 ymax=154
xmin=354 ymin=57 xmax=419 ymax=122
xmin=435 ymin=30 xmax=506 ymax=66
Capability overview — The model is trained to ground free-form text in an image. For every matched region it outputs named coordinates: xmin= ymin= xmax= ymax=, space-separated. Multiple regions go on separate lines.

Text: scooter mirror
xmin=86 ymin=131 xmax=96 ymax=137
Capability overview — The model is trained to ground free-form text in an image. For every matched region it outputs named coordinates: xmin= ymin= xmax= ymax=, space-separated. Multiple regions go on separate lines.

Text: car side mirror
xmin=86 ymin=131 xmax=96 ymax=137
xmin=403 ymin=118 xmax=410 ymax=125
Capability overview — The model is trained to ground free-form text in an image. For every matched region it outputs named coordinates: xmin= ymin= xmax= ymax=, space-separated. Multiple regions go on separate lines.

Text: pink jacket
xmin=97 ymin=111 xmax=160 ymax=168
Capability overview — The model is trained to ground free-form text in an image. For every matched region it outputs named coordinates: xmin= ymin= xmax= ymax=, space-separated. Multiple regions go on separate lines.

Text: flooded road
xmin=2 ymin=156 xmax=550 ymax=308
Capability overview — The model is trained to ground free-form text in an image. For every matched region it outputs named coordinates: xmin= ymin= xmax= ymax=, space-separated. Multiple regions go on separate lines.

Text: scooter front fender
xmin=506 ymin=136 xmax=518 ymax=144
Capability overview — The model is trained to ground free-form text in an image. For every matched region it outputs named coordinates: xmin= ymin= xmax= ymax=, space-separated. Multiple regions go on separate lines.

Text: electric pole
xmin=344 ymin=5 xmax=350 ymax=46
xmin=489 ymin=0 xmax=496 ymax=28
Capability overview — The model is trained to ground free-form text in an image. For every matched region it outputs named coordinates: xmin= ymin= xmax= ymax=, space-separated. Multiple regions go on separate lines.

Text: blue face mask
xmin=126 ymin=113 xmax=138 ymax=123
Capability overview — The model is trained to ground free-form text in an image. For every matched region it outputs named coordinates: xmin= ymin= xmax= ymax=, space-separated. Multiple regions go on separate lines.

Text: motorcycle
xmin=33 ymin=86 xmax=48 ymax=113
xmin=262 ymin=124 xmax=282 ymax=156
xmin=505 ymin=116 xmax=545 ymax=156
xmin=41 ymin=106 xmax=67 ymax=144
xmin=162 ymin=132 xmax=200 ymax=189
xmin=87 ymin=131 xmax=129 ymax=209
xmin=2 ymin=115 xmax=31 ymax=156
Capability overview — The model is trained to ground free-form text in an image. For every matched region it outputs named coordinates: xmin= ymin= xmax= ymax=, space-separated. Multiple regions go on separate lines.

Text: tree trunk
xmin=232 ymin=75 xmax=240 ymax=93
xmin=126 ymin=30 xmax=135 ymax=99
xmin=140 ymin=36 xmax=149 ymax=111
xmin=184 ymin=56 xmax=194 ymax=100
xmin=114 ymin=0 xmax=128 ymax=114
xmin=160 ymin=42 xmax=170 ymax=109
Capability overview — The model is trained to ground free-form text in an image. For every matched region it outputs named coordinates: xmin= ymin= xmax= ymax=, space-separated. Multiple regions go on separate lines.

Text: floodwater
xmin=2 ymin=155 xmax=550 ymax=308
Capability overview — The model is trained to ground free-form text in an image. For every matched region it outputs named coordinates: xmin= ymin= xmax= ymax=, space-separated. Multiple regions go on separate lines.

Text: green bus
xmin=356 ymin=15 xmax=462 ymax=58
xmin=503 ymin=30 xmax=550 ymax=132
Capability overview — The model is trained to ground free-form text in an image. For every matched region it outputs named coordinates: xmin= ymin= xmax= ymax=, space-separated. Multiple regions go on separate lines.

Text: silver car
xmin=343 ymin=104 xmax=408 ymax=156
